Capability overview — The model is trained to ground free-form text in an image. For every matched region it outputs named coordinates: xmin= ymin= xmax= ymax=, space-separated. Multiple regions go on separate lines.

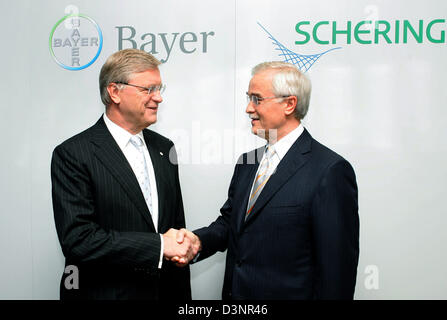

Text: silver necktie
xmin=246 ymin=145 xmax=276 ymax=219
xmin=129 ymin=135 xmax=153 ymax=214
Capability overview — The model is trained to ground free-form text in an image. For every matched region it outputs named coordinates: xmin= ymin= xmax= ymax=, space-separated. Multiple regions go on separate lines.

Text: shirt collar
xmin=269 ymin=123 xmax=304 ymax=161
xmin=103 ymin=113 xmax=145 ymax=149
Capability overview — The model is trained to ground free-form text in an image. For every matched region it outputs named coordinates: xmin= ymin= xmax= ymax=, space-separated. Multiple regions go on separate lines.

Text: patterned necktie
xmin=129 ymin=135 xmax=153 ymax=214
xmin=246 ymin=145 xmax=276 ymax=219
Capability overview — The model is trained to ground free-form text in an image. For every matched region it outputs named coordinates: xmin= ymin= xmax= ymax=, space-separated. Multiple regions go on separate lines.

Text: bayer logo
xmin=49 ymin=13 xmax=103 ymax=71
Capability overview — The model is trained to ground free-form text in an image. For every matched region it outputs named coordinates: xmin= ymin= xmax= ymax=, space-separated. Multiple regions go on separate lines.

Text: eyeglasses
xmin=246 ymin=92 xmax=289 ymax=106
xmin=115 ymin=82 xmax=166 ymax=95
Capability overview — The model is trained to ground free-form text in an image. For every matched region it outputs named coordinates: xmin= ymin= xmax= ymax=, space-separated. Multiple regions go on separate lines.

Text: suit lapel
xmin=244 ymin=129 xmax=312 ymax=225
xmin=89 ymin=117 xmax=156 ymax=231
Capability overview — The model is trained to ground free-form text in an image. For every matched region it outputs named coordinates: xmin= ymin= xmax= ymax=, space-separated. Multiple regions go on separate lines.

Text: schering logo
xmin=258 ymin=22 xmax=340 ymax=72
xmin=295 ymin=19 xmax=446 ymax=45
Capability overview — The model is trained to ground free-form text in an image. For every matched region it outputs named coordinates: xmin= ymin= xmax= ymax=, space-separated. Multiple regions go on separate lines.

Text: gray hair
xmin=99 ymin=49 xmax=161 ymax=107
xmin=252 ymin=61 xmax=312 ymax=120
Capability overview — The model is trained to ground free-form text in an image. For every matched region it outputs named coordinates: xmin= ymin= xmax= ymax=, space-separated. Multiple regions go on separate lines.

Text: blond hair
xmin=99 ymin=49 xmax=161 ymax=106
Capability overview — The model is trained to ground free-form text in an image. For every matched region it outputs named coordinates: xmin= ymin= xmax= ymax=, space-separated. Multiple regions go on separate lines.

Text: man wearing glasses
xmin=172 ymin=61 xmax=359 ymax=299
xmin=51 ymin=49 xmax=197 ymax=300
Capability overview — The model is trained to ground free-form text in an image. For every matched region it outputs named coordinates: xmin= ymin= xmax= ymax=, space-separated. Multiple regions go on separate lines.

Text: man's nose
xmin=151 ymin=90 xmax=163 ymax=103
xmin=246 ymin=101 xmax=255 ymax=114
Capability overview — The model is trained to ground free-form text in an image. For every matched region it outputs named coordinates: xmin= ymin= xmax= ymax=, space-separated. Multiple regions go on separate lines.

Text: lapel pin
xmin=160 ymin=152 xmax=164 ymax=156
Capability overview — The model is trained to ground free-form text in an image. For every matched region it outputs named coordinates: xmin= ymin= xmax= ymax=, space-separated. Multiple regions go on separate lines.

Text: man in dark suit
xmin=172 ymin=61 xmax=359 ymax=299
xmin=51 ymin=49 xmax=197 ymax=300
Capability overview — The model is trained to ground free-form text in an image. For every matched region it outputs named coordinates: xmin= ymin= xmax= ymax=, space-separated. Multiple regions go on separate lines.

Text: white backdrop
xmin=1 ymin=0 xmax=446 ymax=299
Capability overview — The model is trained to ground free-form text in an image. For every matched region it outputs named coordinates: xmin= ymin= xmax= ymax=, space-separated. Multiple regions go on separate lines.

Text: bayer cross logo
xmin=49 ymin=12 xmax=103 ymax=71
xmin=258 ymin=22 xmax=341 ymax=72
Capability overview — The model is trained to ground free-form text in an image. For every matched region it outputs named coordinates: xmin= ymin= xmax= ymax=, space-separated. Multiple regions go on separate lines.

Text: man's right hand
xmin=163 ymin=228 xmax=201 ymax=266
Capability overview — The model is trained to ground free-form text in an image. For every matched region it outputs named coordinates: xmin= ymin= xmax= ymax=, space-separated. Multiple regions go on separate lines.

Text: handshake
xmin=162 ymin=228 xmax=201 ymax=266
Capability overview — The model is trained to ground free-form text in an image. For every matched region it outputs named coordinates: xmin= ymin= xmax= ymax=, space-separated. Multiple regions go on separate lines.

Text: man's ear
xmin=107 ymin=83 xmax=121 ymax=104
xmin=284 ymin=96 xmax=298 ymax=116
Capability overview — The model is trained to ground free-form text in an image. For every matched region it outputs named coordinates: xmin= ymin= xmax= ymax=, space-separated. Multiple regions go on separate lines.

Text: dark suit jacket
xmin=195 ymin=129 xmax=359 ymax=300
xmin=51 ymin=117 xmax=191 ymax=300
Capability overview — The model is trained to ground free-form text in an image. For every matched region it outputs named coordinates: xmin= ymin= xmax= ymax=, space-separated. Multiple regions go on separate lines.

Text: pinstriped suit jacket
xmin=195 ymin=129 xmax=359 ymax=300
xmin=51 ymin=117 xmax=190 ymax=300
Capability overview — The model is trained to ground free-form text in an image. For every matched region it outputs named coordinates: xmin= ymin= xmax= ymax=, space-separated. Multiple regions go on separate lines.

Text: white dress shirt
xmin=103 ymin=113 xmax=163 ymax=268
